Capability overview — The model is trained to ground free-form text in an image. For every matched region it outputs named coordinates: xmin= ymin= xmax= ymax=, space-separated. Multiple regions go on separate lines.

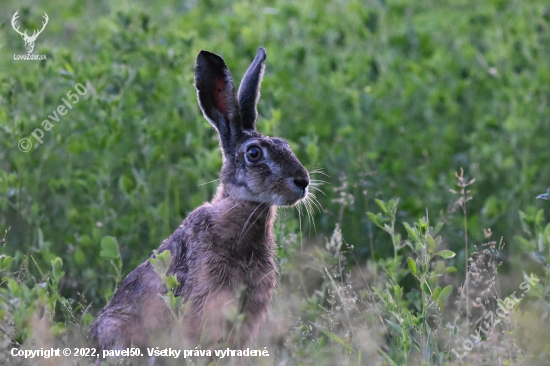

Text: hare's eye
xmin=246 ymin=146 xmax=263 ymax=162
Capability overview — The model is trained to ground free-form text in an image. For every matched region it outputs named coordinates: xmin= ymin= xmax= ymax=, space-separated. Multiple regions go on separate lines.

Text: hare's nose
xmin=293 ymin=178 xmax=309 ymax=190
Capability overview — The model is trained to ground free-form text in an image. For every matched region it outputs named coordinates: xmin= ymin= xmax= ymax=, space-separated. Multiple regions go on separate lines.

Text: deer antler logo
xmin=11 ymin=11 xmax=49 ymax=54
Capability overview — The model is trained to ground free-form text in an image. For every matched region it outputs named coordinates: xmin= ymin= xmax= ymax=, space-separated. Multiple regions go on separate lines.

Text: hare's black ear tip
xmin=195 ymin=50 xmax=228 ymax=74
xmin=197 ymin=50 xmax=216 ymax=61
xmin=196 ymin=50 xmax=226 ymax=64
xmin=257 ymin=47 xmax=267 ymax=61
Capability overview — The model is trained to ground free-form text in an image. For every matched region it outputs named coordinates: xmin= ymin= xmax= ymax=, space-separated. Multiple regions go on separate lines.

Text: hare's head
xmin=195 ymin=48 xmax=309 ymax=206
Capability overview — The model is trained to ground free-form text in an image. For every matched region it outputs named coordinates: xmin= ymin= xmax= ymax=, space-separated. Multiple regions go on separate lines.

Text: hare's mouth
xmin=277 ymin=197 xmax=306 ymax=207
xmin=274 ymin=181 xmax=308 ymax=207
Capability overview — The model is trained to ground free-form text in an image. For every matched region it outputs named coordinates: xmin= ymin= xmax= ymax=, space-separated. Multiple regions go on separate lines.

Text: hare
xmin=89 ymin=48 xmax=309 ymax=361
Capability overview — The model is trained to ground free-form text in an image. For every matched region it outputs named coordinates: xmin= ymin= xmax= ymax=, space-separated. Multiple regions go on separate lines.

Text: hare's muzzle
xmin=285 ymin=173 xmax=309 ymax=203
xmin=293 ymin=178 xmax=309 ymax=193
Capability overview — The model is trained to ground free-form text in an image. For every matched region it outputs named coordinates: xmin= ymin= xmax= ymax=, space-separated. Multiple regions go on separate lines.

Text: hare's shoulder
xmin=159 ymin=203 xmax=214 ymax=254
xmin=105 ymin=206 xmax=213 ymax=305
xmin=107 ymin=258 xmax=165 ymax=308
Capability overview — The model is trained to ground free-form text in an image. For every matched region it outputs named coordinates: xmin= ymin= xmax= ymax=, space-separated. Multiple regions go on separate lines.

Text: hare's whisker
xmin=310 ymin=194 xmax=324 ymax=212
xmin=307 ymin=194 xmax=323 ymax=213
xmin=240 ymin=203 xmax=264 ymax=240
xmin=265 ymin=207 xmax=274 ymax=237
xmin=308 ymin=201 xmax=317 ymax=234
xmin=308 ymin=197 xmax=318 ymax=216
xmin=241 ymin=203 xmax=271 ymax=240
xmin=309 ymin=186 xmax=326 ymax=196
xmin=309 ymin=185 xmax=325 ymax=190
xmin=302 ymin=199 xmax=316 ymax=234
xmin=307 ymin=197 xmax=319 ymax=221
xmin=308 ymin=169 xmax=330 ymax=177
xmin=221 ymin=200 xmax=244 ymax=217
xmin=258 ymin=269 xmax=276 ymax=284
xmin=295 ymin=203 xmax=303 ymax=251
xmin=225 ymin=320 xmax=237 ymax=344
xmin=197 ymin=178 xmax=221 ymax=186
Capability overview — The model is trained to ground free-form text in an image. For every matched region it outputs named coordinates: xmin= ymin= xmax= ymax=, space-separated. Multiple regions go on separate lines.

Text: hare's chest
xmin=214 ymin=259 xmax=276 ymax=319
xmin=197 ymin=245 xmax=275 ymax=294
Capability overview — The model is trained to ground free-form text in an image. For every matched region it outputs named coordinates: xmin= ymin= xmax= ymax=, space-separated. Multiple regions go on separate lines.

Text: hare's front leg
xmin=181 ymin=289 xmax=240 ymax=348
xmin=236 ymin=267 xmax=277 ymax=347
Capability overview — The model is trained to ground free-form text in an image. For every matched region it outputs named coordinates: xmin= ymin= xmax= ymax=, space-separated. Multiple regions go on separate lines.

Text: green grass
xmin=1 ymin=0 xmax=550 ymax=364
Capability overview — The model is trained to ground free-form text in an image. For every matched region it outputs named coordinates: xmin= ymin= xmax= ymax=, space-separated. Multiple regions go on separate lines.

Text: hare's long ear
xmin=238 ymin=47 xmax=266 ymax=131
xmin=195 ymin=50 xmax=242 ymax=155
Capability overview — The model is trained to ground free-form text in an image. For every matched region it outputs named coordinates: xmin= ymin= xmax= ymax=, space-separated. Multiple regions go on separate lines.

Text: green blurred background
xmin=1 ymin=0 xmax=550 ymax=322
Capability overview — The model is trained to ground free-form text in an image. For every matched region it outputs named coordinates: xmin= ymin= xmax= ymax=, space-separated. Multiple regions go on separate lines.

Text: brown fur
xmin=89 ymin=188 xmax=277 ymax=350
xmin=89 ymin=48 xmax=309 ymax=362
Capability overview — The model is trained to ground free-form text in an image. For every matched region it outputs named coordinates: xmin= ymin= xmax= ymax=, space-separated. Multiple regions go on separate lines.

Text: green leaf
xmin=535 ymin=209 xmax=544 ymax=226
xmin=367 ymin=212 xmax=381 ymax=226
xmin=312 ymin=323 xmax=357 ymax=354
xmin=0 ymin=256 xmax=14 ymax=271
xmin=74 ymin=249 xmax=86 ymax=266
xmin=426 ymin=235 xmax=436 ymax=253
xmin=433 ymin=222 xmax=444 ymax=235
xmin=51 ymin=257 xmax=65 ymax=284
xmin=408 ymin=258 xmax=417 ymax=276
xmin=419 ymin=218 xmax=428 ymax=233
xmin=432 ymin=286 xmax=441 ymax=301
xmin=438 ymin=285 xmax=453 ymax=300
xmin=375 ymin=199 xmax=388 ymax=215
xmin=421 ymin=281 xmax=431 ymax=295
xmin=393 ymin=284 xmax=403 ymax=301
xmin=405 ymin=226 xmax=419 ymax=242
xmin=104 ymin=288 xmax=113 ymax=302
xmin=387 ymin=198 xmax=400 ymax=213
xmin=167 ymin=293 xmax=184 ymax=309
xmin=100 ymin=236 xmax=120 ymax=260
xmin=385 ymin=319 xmax=403 ymax=334
xmin=165 ymin=275 xmax=178 ymax=290
xmin=150 ymin=250 xmax=172 ymax=278
xmin=7 ymin=279 xmax=19 ymax=295
xmin=394 ymin=233 xmax=402 ymax=247
xmin=514 ymin=235 xmax=533 ymax=249
xmin=436 ymin=250 xmax=456 ymax=259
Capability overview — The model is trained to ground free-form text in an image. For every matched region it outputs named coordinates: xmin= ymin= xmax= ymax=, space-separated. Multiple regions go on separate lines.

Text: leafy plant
xmin=150 ymin=250 xmax=187 ymax=323
xmin=368 ymin=199 xmax=454 ymax=364
xmin=99 ymin=236 xmax=122 ymax=302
